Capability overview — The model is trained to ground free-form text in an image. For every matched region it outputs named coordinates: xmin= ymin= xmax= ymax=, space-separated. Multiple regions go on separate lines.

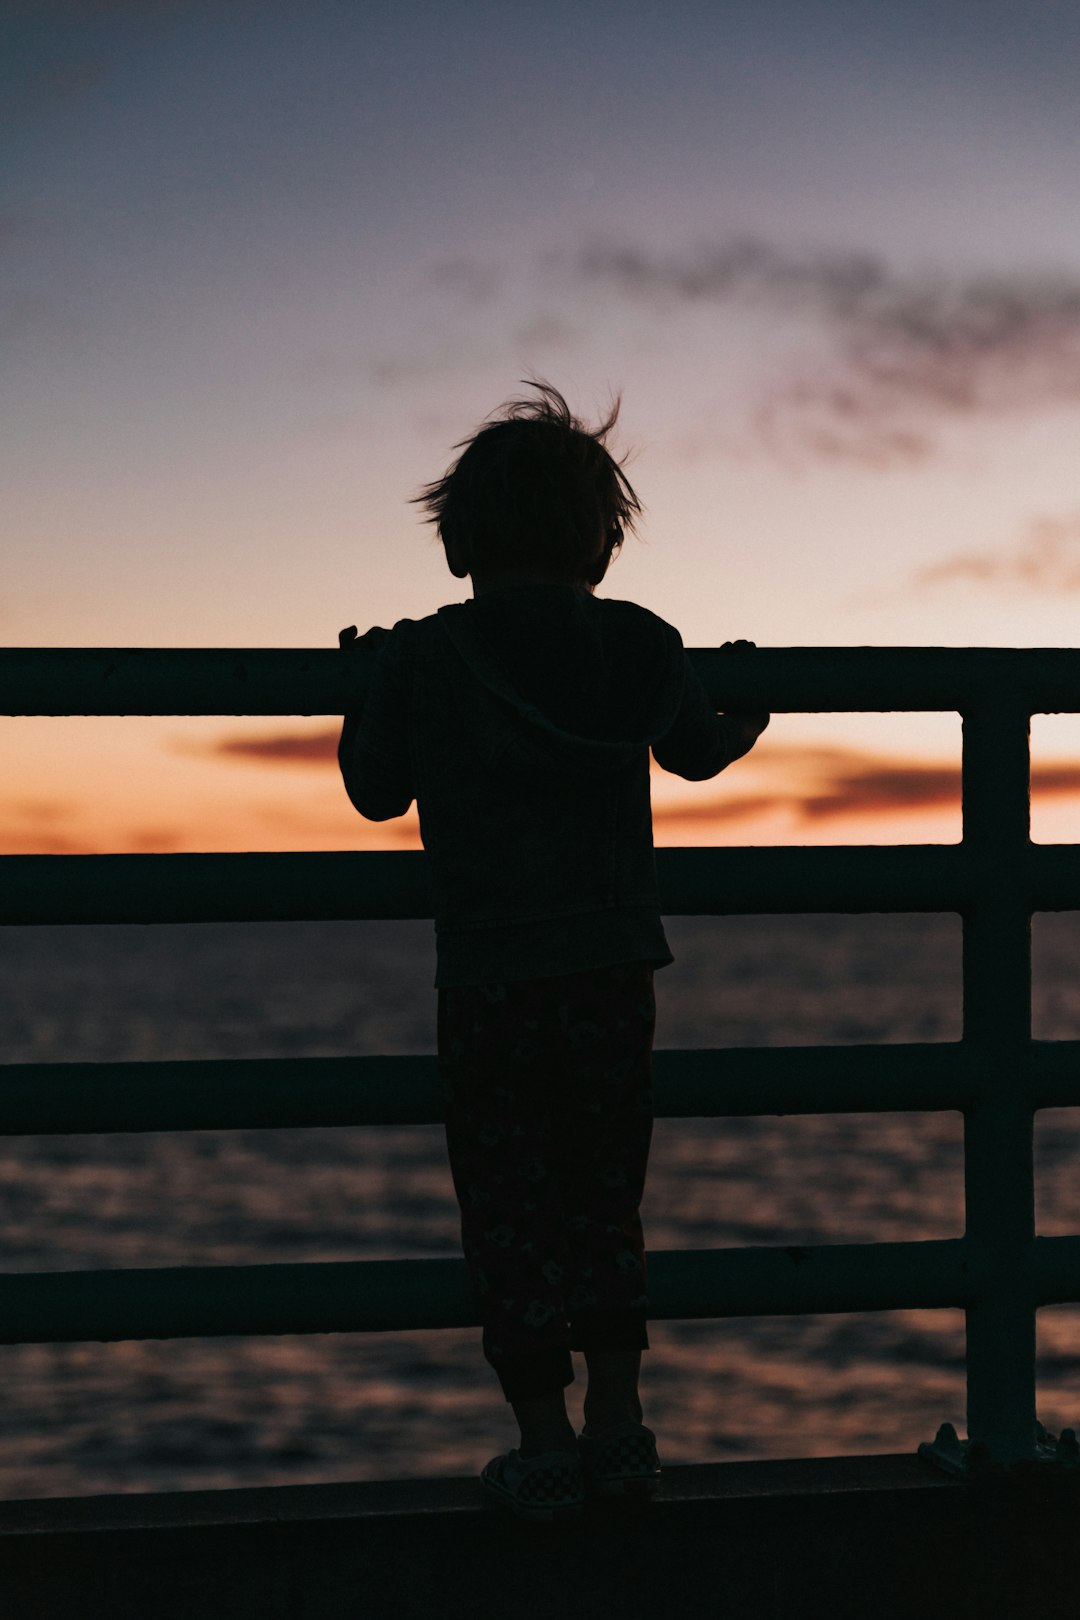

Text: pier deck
xmin=3 ymin=1454 xmax=1078 ymax=1619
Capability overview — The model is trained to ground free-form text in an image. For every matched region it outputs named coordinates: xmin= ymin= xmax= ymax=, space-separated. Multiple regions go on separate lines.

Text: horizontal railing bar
xmin=0 ymin=846 xmax=1011 ymax=925
xmin=1025 ymin=844 xmax=1080 ymax=910
xmin=1 ymin=648 xmax=376 ymax=719
xmin=688 ymin=647 xmax=1080 ymax=715
xmin=0 ymin=1256 xmax=471 ymax=1344
xmin=649 ymin=1238 xmax=978 ymax=1317
xmin=661 ymin=846 xmax=974 ymax=914
xmin=0 ymin=852 xmax=434 ymax=924
xmin=0 ymin=1043 xmax=985 ymax=1135
xmin=7 ymin=646 xmax=1080 ymax=715
xmin=9 ymin=843 xmax=1080 ymax=925
xmin=6 ymin=1041 xmax=1078 ymax=1138
xmin=0 ymin=1056 xmax=442 ymax=1134
xmin=0 ymin=1239 xmax=980 ymax=1345
xmin=1029 ymin=1043 xmax=1080 ymax=1109
xmin=660 ymin=1044 xmax=979 ymax=1117
xmin=6 ymin=843 xmax=1080 ymax=927
xmin=1032 ymin=1236 xmax=1080 ymax=1306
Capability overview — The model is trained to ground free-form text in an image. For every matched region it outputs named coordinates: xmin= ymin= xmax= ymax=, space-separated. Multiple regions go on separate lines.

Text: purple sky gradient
xmin=7 ymin=0 xmax=1080 ymax=847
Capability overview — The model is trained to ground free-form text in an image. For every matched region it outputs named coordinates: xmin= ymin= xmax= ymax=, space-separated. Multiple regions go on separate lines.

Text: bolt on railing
xmin=3 ymin=645 xmax=1080 ymax=1473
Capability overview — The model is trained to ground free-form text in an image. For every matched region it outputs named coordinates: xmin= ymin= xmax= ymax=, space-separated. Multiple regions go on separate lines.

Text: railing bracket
xmin=919 ymin=1421 xmax=1080 ymax=1478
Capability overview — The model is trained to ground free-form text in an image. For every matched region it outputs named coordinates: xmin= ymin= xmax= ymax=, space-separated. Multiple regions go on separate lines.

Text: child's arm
xmin=337 ymin=624 xmax=415 ymax=821
xmin=653 ymin=638 xmax=769 ymax=781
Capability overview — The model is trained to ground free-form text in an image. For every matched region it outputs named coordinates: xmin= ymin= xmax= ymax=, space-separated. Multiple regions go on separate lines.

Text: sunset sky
xmin=7 ymin=0 xmax=1080 ymax=854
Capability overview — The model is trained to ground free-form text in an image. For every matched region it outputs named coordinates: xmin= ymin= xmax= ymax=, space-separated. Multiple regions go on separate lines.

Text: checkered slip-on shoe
xmin=578 ymin=1419 xmax=662 ymax=1499
xmin=480 ymin=1447 xmax=585 ymax=1522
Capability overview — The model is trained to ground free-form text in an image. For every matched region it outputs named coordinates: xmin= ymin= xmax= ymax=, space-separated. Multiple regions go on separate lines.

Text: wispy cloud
xmin=513 ymin=314 xmax=579 ymax=351
xmin=0 ymin=794 xmax=92 ymax=855
xmin=424 ymin=256 xmax=503 ymax=306
xmin=582 ymin=239 xmax=1080 ymax=466
xmin=652 ymin=745 xmax=961 ymax=827
xmin=202 ymin=729 xmax=339 ymax=765
xmin=914 ymin=514 xmax=1080 ymax=594
xmin=655 ymin=743 xmax=1080 ymax=827
xmin=797 ymin=761 xmax=959 ymax=821
xmin=648 ymin=794 xmax=781 ymax=827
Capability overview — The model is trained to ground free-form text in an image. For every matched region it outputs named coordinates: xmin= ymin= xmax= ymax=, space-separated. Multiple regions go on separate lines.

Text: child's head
xmin=414 ymin=380 xmax=642 ymax=589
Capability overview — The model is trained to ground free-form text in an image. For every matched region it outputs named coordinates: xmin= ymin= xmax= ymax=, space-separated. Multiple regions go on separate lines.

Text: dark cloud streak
xmin=655 ymin=756 xmax=1080 ymax=827
xmin=194 ymin=730 xmax=1080 ymax=826
xmin=207 ymin=730 xmax=339 ymax=765
xmin=582 ymin=239 xmax=1080 ymax=466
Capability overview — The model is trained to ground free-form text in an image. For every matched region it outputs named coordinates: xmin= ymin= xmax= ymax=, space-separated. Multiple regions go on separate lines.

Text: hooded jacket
xmin=340 ymin=582 xmax=747 ymax=988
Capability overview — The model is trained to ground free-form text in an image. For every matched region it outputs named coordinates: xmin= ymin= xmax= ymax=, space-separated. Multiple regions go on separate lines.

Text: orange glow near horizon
xmin=3 ymin=714 xmax=1079 ymax=855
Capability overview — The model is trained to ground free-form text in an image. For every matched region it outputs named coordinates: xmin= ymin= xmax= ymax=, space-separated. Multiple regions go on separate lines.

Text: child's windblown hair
xmin=413 ymin=380 xmax=643 ymax=584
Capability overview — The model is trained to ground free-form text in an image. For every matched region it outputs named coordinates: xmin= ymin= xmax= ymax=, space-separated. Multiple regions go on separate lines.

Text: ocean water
xmin=2 ymin=912 xmax=1080 ymax=1499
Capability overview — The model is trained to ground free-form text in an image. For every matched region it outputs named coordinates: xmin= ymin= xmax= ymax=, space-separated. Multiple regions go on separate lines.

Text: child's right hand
xmin=337 ymin=626 xmax=390 ymax=725
xmin=728 ymin=714 xmax=770 ymax=753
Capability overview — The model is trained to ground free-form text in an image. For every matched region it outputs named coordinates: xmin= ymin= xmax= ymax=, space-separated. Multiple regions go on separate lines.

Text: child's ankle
xmin=582 ymin=1405 xmax=643 ymax=1434
xmin=518 ymin=1419 xmax=577 ymax=1457
xmin=520 ymin=1438 xmax=577 ymax=1457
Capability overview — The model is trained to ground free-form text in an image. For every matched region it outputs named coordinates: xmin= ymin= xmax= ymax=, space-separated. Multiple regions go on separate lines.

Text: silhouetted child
xmin=338 ymin=382 xmax=769 ymax=1520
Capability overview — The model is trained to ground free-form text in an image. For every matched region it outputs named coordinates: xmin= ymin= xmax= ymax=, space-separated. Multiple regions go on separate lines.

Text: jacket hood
xmin=437 ymin=584 xmax=685 ymax=780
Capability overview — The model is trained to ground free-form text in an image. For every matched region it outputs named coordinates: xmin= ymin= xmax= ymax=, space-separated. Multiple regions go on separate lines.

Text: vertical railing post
xmin=961 ymin=696 xmax=1036 ymax=1462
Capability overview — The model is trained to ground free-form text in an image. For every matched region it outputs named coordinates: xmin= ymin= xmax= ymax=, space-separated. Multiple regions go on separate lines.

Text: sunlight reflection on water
xmin=0 ymin=914 xmax=1077 ymax=1497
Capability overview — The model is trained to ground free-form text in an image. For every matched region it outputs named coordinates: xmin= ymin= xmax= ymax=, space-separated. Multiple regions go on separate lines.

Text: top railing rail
xmin=5 ymin=645 xmax=1080 ymax=714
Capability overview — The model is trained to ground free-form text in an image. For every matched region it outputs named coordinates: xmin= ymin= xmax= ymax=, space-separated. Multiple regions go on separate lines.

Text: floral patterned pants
xmin=437 ymin=959 xmax=655 ymax=1403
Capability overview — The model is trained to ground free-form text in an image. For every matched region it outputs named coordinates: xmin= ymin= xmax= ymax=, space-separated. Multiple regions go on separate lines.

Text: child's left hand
xmin=338 ymin=625 xmax=390 ymax=651
xmin=718 ymin=639 xmax=769 ymax=735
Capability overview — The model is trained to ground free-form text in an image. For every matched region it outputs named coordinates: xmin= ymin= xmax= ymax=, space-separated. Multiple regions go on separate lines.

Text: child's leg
xmin=437 ymin=978 xmax=579 ymax=1433
xmin=509 ymin=1388 xmax=577 ymax=1457
xmin=582 ymin=1348 xmax=644 ymax=1432
xmin=555 ymin=961 xmax=656 ymax=1425
xmin=437 ymin=963 xmax=655 ymax=1451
